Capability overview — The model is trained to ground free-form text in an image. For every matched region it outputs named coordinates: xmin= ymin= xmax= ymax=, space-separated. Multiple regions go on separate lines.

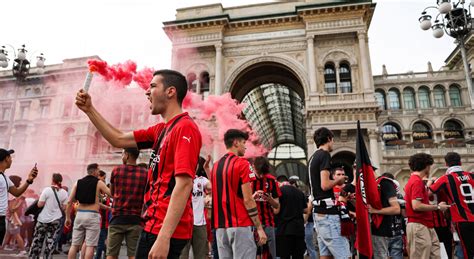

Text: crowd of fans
xmin=0 ymin=69 xmax=473 ymax=259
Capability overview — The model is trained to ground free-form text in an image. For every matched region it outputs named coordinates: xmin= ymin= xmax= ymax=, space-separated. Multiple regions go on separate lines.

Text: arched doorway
xmin=331 ymin=151 xmax=356 ymax=183
xmin=230 ymin=62 xmax=307 ymax=182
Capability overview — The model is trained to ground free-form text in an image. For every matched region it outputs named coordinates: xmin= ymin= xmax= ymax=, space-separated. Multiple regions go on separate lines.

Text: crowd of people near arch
xmin=0 ymin=68 xmax=473 ymax=259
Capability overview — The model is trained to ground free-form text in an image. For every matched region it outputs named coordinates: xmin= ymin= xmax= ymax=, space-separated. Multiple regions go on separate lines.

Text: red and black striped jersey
xmin=252 ymin=174 xmax=282 ymax=227
xmin=430 ymin=171 xmax=474 ymax=223
xmin=211 ymin=152 xmax=256 ymax=229
xmin=133 ymin=112 xmax=202 ymax=239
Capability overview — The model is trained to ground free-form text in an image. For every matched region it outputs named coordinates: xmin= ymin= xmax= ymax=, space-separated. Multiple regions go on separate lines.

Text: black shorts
xmin=135 ymin=231 xmax=189 ymax=259
xmin=276 ymin=234 xmax=305 ymax=259
xmin=456 ymin=222 xmax=474 ymax=259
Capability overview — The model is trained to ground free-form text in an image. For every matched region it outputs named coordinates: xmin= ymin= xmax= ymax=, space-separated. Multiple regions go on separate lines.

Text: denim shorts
xmin=313 ymin=213 xmax=350 ymax=258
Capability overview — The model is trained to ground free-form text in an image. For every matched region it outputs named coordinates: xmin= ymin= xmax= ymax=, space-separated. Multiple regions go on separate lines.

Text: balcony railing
xmin=383 ymin=147 xmax=474 ymax=157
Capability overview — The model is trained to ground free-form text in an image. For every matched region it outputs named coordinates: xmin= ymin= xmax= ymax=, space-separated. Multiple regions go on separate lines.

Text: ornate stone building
xmin=162 ymin=0 xmax=474 ymax=186
xmin=0 ymin=57 xmax=152 ymax=188
xmin=1 ymin=0 xmax=473 ymax=188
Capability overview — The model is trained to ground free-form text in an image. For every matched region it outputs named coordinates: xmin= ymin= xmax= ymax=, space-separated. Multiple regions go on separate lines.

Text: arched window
xmin=403 ymin=88 xmax=416 ymax=110
xmin=388 ymin=89 xmax=401 ymax=110
xmin=449 ymin=85 xmax=462 ymax=107
xmin=324 ymin=63 xmax=337 ymax=94
xmin=412 ymin=121 xmax=432 ymax=140
xmin=418 ymin=86 xmax=431 ymax=108
xmin=339 ymin=62 xmax=352 ymax=93
xmin=375 ymin=90 xmax=386 ymax=110
xmin=382 ymin=123 xmax=402 ymax=145
xmin=200 ymin=71 xmax=210 ymax=98
xmin=186 ymin=73 xmax=197 ymax=92
xmin=433 ymin=86 xmax=446 ymax=108
xmin=444 ymin=120 xmax=464 ymax=139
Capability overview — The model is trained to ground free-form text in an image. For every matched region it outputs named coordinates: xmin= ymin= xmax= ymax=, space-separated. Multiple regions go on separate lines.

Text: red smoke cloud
xmin=87 ymin=59 xmax=137 ymax=88
xmin=183 ymin=92 xmax=267 ymax=158
xmin=133 ymin=67 xmax=154 ymax=90
xmin=88 ymin=58 xmax=267 ymax=158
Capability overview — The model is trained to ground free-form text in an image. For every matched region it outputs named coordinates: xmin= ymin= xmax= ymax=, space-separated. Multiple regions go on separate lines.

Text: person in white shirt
xmin=180 ymin=156 xmax=212 ymax=259
xmin=0 ymin=148 xmax=38 ymax=247
xmin=29 ymin=173 xmax=68 ymax=259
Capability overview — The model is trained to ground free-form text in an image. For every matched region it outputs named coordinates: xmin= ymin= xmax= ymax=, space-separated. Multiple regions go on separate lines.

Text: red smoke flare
xmin=87 ymin=59 xmax=137 ymax=88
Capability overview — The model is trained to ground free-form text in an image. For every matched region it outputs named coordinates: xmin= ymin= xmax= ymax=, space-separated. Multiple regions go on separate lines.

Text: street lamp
xmin=0 ymin=44 xmax=46 ymax=80
xmin=419 ymin=0 xmax=474 ymax=109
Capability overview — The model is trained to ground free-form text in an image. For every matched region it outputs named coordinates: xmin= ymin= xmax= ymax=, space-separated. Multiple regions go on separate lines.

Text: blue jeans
xmin=94 ymin=228 xmax=108 ymax=259
xmin=314 ymin=214 xmax=350 ymax=258
xmin=387 ymin=235 xmax=403 ymax=259
xmin=304 ymin=222 xmax=318 ymax=259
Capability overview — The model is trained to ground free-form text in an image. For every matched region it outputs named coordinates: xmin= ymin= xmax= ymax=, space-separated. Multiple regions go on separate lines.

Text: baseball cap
xmin=0 ymin=149 xmax=14 ymax=161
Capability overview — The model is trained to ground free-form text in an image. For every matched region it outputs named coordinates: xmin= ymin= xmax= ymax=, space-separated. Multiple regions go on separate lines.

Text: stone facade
xmin=163 ymin=0 xmax=474 ymax=187
xmin=0 ymin=57 xmax=152 ymax=188
xmin=1 ymin=0 xmax=474 ymax=189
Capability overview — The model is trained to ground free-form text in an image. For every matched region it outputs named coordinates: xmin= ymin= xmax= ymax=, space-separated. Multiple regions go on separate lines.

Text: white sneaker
xmin=16 ymin=250 xmax=28 ymax=257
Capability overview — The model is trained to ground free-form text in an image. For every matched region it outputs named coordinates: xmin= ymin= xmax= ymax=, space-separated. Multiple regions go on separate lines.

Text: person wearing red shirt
xmin=331 ymin=167 xmax=345 ymax=200
xmin=251 ymin=156 xmax=281 ymax=259
xmin=75 ymin=69 xmax=202 ymax=259
xmin=404 ymin=153 xmax=450 ymax=259
xmin=211 ymin=129 xmax=267 ymax=258
xmin=430 ymin=152 xmax=474 ymax=258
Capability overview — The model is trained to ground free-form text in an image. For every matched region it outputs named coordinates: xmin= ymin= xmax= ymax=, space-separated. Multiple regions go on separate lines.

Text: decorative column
xmin=214 ymin=43 xmax=223 ymax=96
xmin=307 ymin=35 xmax=317 ymax=93
xmin=335 ymin=64 xmax=341 ymax=94
xmin=357 ymin=31 xmax=372 ymax=91
xmin=429 ymin=90 xmax=435 ymax=108
xmin=368 ymin=129 xmax=380 ymax=169
xmin=415 ymin=90 xmax=420 ymax=109
xmin=399 ymin=90 xmax=405 ymax=110
xmin=445 ymin=89 xmax=451 ymax=107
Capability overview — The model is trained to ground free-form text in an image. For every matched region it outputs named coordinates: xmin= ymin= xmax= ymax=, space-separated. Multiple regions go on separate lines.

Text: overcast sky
xmin=2 ymin=0 xmax=454 ymax=76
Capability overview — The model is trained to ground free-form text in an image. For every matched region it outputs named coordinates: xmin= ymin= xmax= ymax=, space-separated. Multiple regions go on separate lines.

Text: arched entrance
xmin=230 ymin=62 xmax=307 ymax=181
xmin=331 ymin=151 xmax=356 ymax=183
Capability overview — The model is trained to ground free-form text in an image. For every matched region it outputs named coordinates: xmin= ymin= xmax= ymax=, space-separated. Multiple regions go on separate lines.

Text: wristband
xmin=26 ymin=179 xmax=33 ymax=185
xmin=437 ymin=205 xmax=441 ymax=210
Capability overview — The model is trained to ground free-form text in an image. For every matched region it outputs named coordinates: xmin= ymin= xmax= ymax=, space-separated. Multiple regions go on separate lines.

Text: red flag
xmin=355 ymin=120 xmax=382 ymax=258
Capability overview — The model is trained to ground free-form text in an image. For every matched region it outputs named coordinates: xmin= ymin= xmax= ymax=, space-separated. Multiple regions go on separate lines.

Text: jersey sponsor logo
xmin=193 ymin=189 xmax=204 ymax=197
xmin=149 ymin=150 xmax=160 ymax=172
xmin=249 ymin=164 xmax=256 ymax=178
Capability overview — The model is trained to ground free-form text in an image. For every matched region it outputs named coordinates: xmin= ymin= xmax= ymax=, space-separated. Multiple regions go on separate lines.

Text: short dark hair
xmin=277 ymin=175 xmax=289 ymax=183
xmin=313 ymin=127 xmax=334 ymax=148
xmin=153 ymin=69 xmax=188 ymax=106
xmin=289 ymin=179 xmax=298 ymax=187
xmin=99 ymin=170 xmax=106 ymax=177
xmin=52 ymin=173 xmax=63 ymax=184
xmin=124 ymin=148 xmax=140 ymax=160
xmin=224 ymin=129 xmax=249 ymax=149
xmin=445 ymin=152 xmax=461 ymax=167
xmin=87 ymin=163 xmax=99 ymax=174
xmin=408 ymin=153 xmax=434 ymax=172
xmin=254 ymin=156 xmax=270 ymax=174
xmin=196 ymin=156 xmax=207 ymax=178
xmin=381 ymin=172 xmax=395 ymax=179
